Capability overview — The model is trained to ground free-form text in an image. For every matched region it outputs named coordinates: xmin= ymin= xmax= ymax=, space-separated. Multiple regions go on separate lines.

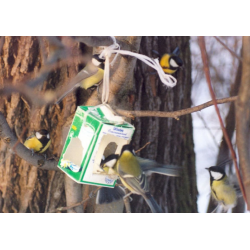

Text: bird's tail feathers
xmin=172 ymin=46 xmax=180 ymax=56
xmin=143 ymin=192 xmax=163 ymax=213
xmin=55 ymin=83 xmax=80 ymax=104
xmin=96 ymin=186 xmax=126 ymax=205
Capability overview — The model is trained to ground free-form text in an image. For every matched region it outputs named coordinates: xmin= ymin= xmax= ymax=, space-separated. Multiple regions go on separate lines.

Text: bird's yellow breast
xmin=80 ymin=68 xmax=104 ymax=89
xmin=118 ymin=151 xmax=142 ymax=177
xmin=24 ymin=137 xmax=43 ymax=152
xmin=24 ymin=137 xmax=51 ymax=153
xmin=211 ymin=179 xmax=237 ymax=206
xmin=160 ymin=54 xmax=176 ymax=74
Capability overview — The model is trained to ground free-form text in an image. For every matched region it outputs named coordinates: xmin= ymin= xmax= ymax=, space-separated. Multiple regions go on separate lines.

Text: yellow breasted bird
xmin=97 ymin=152 xmax=181 ymax=206
xmin=24 ymin=129 xmax=51 ymax=154
xmin=159 ymin=47 xmax=183 ymax=74
xmin=206 ymin=166 xmax=237 ymax=211
xmin=55 ymin=54 xmax=105 ymax=104
xmin=100 ymin=144 xmax=180 ymax=213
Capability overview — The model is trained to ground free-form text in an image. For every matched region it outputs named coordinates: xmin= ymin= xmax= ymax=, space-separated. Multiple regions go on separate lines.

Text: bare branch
xmin=214 ymin=36 xmax=242 ymax=62
xmin=50 ymin=186 xmax=101 ymax=213
xmin=116 ymin=96 xmax=238 ymax=118
xmin=198 ymin=36 xmax=247 ymax=207
xmin=0 ymin=93 xmax=238 ymax=195
xmin=72 ymin=36 xmax=137 ymax=52
xmin=0 ymin=111 xmax=58 ymax=171
xmin=135 ymin=142 xmax=151 ymax=153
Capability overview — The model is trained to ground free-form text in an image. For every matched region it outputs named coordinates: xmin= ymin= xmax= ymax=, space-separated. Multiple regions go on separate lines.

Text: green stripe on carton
xmin=80 ymin=122 xmax=103 ymax=180
xmin=81 ymin=180 xmax=116 ymax=187
xmin=80 ymin=123 xmax=103 ymax=181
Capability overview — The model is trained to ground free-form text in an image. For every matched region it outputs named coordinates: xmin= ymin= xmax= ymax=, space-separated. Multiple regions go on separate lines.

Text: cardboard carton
xmin=58 ymin=105 xmax=135 ymax=187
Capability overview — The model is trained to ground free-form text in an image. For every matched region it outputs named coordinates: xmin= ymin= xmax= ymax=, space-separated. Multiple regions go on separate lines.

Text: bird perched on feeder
xmin=206 ymin=166 xmax=237 ymax=211
xmin=153 ymin=47 xmax=183 ymax=75
xmin=24 ymin=129 xmax=51 ymax=155
xmin=99 ymin=144 xmax=181 ymax=213
xmin=55 ymin=54 xmax=105 ymax=104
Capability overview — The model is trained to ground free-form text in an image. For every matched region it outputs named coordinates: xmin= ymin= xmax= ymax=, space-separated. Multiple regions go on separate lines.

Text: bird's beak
xmin=96 ymin=166 xmax=104 ymax=173
xmin=205 ymin=168 xmax=209 ymax=170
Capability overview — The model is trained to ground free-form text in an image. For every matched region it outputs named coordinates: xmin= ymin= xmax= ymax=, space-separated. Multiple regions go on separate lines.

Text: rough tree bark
xmin=0 ymin=36 xmax=197 ymax=213
xmin=130 ymin=36 xmax=197 ymax=212
xmin=0 ymin=36 xmax=81 ymax=212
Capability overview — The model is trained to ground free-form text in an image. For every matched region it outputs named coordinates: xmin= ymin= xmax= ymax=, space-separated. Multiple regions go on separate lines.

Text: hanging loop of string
xmin=99 ymin=36 xmax=177 ymax=104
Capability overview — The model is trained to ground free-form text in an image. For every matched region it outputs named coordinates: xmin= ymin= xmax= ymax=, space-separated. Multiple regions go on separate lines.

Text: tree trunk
xmin=0 ymin=36 xmax=83 ymax=212
xmin=0 ymin=36 xmax=197 ymax=213
xmin=131 ymin=36 xmax=197 ymax=212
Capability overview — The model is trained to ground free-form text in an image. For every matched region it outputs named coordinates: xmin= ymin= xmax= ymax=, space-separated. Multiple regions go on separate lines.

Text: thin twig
xmin=50 ymin=187 xmax=102 ymax=213
xmin=116 ymin=96 xmax=238 ymax=118
xmin=0 ymin=96 xmax=238 ymax=172
xmin=214 ymin=36 xmax=242 ymax=62
xmin=135 ymin=142 xmax=151 ymax=153
xmin=198 ymin=36 xmax=247 ymax=207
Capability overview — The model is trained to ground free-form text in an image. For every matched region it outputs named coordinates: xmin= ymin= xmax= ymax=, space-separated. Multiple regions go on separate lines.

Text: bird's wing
xmin=73 ymin=63 xmax=98 ymax=85
xmin=96 ymin=186 xmax=126 ymax=204
xmin=136 ymin=157 xmax=181 ymax=177
xmin=55 ymin=63 xmax=98 ymax=104
xmin=121 ymin=173 xmax=149 ymax=195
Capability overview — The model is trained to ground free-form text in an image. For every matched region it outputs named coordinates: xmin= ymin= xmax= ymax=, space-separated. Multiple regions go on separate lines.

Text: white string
xmin=99 ymin=36 xmax=177 ymax=104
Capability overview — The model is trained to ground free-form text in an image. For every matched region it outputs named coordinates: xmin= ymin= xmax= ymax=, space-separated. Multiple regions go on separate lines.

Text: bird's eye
xmin=36 ymin=132 xmax=42 ymax=139
xmin=170 ymin=58 xmax=179 ymax=68
xmin=47 ymin=134 xmax=50 ymax=139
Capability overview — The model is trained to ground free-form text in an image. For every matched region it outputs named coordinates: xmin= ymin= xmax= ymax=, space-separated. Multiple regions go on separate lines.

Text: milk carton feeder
xmin=58 ymin=105 xmax=135 ymax=187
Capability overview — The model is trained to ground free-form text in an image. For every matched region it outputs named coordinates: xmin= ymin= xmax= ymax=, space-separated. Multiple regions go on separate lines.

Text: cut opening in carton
xmin=93 ymin=134 xmax=130 ymax=174
xmin=61 ymin=137 xmax=86 ymax=173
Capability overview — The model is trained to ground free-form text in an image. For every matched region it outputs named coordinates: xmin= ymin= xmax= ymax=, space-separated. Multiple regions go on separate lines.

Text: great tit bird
xmin=55 ymin=54 xmax=105 ymax=104
xmin=206 ymin=166 xmax=237 ymax=211
xmin=24 ymin=129 xmax=51 ymax=154
xmin=159 ymin=47 xmax=183 ymax=74
xmin=97 ymin=152 xmax=180 ymax=208
xmin=100 ymin=144 xmax=180 ymax=213
xmin=101 ymin=153 xmax=181 ymax=177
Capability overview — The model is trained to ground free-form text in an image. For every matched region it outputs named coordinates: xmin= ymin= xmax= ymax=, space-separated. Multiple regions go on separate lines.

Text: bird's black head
xmin=100 ymin=154 xmax=119 ymax=168
xmin=92 ymin=54 xmax=105 ymax=63
xmin=169 ymin=56 xmax=183 ymax=69
xmin=206 ymin=166 xmax=226 ymax=181
xmin=120 ymin=144 xmax=135 ymax=155
xmin=38 ymin=129 xmax=49 ymax=135
xmin=36 ymin=129 xmax=50 ymax=140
